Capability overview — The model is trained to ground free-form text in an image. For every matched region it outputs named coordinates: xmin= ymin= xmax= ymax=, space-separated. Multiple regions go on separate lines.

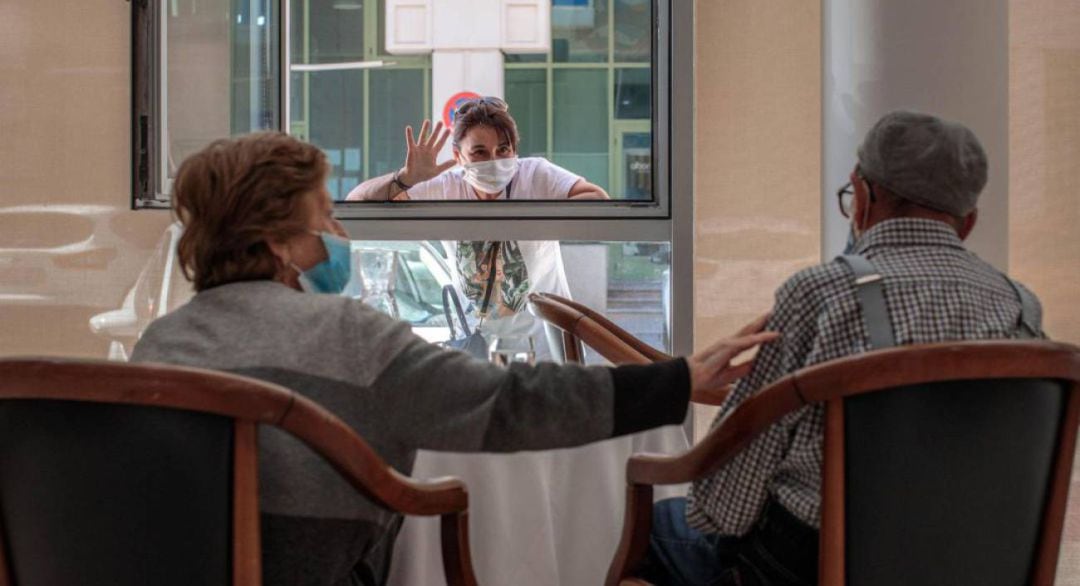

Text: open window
xmin=132 ymin=0 xmax=693 ymax=356
xmin=134 ymin=0 xmax=670 ymax=218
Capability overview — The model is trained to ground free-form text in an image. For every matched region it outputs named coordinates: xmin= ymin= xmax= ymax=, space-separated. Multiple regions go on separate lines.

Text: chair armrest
xmin=606 ymin=376 xmax=804 ymax=585
xmin=629 ymin=376 xmax=803 ymax=485
xmin=532 ymin=293 xmax=726 ymax=406
xmin=690 ymin=384 xmax=733 ymax=406
xmin=279 ymin=392 xmax=469 ymax=516
xmin=280 ymin=393 xmax=479 ymax=586
xmin=533 ymin=292 xmax=672 ymax=362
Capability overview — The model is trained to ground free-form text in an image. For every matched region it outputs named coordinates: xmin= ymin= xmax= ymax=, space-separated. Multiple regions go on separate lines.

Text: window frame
xmin=132 ymin=0 xmax=164 ymax=209
xmin=131 ymin=0 xmax=694 ymax=357
xmin=134 ymin=0 xmax=672 ymax=218
xmin=322 ymin=0 xmax=671 ymax=220
xmin=133 ymin=0 xmax=282 ymax=210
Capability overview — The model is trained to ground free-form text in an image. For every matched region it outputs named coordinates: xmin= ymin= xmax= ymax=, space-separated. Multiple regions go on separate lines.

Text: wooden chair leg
xmin=1032 ymin=386 xmax=1080 ymax=585
xmin=233 ymin=422 xmax=262 ymax=586
xmin=562 ymin=331 xmax=584 ymax=364
xmin=0 ymin=515 xmax=12 ymax=586
xmin=440 ymin=511 xmax=478 ymax=586
xmin=819 ymin=399 xmax=846 ymax=586
xmin=605 ymin=483 xmax=654 ymax=586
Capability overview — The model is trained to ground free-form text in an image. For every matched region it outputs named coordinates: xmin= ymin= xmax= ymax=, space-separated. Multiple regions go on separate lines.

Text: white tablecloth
xmin=387 ymin=425 xmax=689 ymax=585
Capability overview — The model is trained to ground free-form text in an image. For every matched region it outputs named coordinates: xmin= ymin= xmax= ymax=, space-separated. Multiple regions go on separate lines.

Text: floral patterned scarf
xmin=455 ymin=241 xmax=531 ymax=319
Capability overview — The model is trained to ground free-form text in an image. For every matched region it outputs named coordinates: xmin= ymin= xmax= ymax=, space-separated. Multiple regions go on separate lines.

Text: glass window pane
xmin=505 ymin=53 xmax=547 ymax=64
xmin=552 ymin=0 xmax=609 ymax=63
xmin=505 ymin=69 xmax=548 ymax=158
xmin=619 ymin=131 xmax=652 ymax=200
xmin=347 ymin=240 xmax=671 ymax=359
xmin=378 ymin=1 xmax=386 ymax=57
xmin=553 ymin=69 xmax=609 ymax=192
xmin=290 ymin=0 xmax=365 ymax=64
xmin=614 ymin=68 xmax=650 ymax=119
xmin=167 ymin=0 xmax=278 ymax=176
xmin=613 ymin=0 xmax=651 ymax=63
xmin=369 ymin=69 xmax=426 ymax=180
xmin=229 ymin=0 xmax=280 ymax=134
xmin=298 ymin=70 xmax=365 ymax=200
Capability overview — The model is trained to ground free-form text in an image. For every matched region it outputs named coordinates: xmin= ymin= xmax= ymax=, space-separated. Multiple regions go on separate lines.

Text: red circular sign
xmin=442 ymin=91 xmax=483 ymax=128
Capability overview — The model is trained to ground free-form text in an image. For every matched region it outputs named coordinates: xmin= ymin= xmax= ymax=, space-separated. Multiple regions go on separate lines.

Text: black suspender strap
xmin=838 ymin=254 xmax=1041 ymax=347
xmin=478 ymin=243 xmax=500 ymax=318
xmin=1004 ymin=277 xmax=1041 ymax=339
xmin=442 ymin=285 xmax=472 ymax=339
xmin=837 ymin=254 xmax=897 ymax=349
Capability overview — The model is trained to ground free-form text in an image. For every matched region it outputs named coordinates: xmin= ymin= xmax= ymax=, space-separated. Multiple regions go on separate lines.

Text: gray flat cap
xmin=857 ymin=110 xmax=988 ymax=217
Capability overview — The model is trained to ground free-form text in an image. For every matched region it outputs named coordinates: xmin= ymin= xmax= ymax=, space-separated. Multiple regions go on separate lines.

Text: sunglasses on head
xmin=456 ymin=96 xmax=509 ymax=115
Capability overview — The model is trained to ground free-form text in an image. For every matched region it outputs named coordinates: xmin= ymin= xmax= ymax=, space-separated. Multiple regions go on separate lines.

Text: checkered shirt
xmin=686 ymin=217 xmax=1045 ymax=535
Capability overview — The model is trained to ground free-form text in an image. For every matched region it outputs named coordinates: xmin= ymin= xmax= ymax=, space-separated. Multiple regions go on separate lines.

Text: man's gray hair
xmin=857 ymin=110 xmax=987 ymax=217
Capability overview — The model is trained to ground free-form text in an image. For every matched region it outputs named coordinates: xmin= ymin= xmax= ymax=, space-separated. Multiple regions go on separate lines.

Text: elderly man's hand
xmin=687 ymin=313 xmax=777 ymax=401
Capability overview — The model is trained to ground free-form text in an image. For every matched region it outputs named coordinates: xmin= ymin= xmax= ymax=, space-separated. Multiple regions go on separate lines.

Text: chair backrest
xmin=0 ymin=358 xmax=476 ymax=586
xmin=606 ymin=341 xmax=1080 ymax=586
xmin=0 ymin=400 xmax=234 ymax=586
xmin=529 ymin=293 xmax=734 ymax=405
xmin=528 ymin=292 xmax=663 ymax=365
xmin=794 ymin=342 xmax=1080 ymax=586
xmin=842 ymin=378 xmax=1065 ymax=586
xmin=541 ymin=293 xmax=673 ymax=362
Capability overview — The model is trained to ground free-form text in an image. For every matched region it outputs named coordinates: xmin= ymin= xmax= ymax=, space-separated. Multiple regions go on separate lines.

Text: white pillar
xmin=385 ymin=0 xmax=550 ymax=158
xmin=431 ymin=50 xmax=505 ymax=158
xmin=427 ymin=0 xmax=506 ymax=132
xmin=822 ymin=0 xmax=1009 ymax=268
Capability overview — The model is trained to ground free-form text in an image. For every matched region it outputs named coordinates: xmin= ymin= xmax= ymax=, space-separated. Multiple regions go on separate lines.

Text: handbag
xmin=442 ymin=244 xmax=499 ymax=359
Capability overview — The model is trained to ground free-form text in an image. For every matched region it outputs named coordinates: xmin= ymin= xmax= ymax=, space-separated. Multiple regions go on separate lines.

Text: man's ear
xmin=851 ymin=179 xmax=871 ymax=233
xmin=452 ymin=147 xmax=463 ymax=166
xmin=958 ymin=208 xmax=978 ymax=240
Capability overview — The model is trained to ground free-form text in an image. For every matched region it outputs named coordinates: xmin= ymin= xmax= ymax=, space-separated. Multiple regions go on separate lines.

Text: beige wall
xmin=1010 ymin=0 xmax=1080 ymax=344
xmin=692 ymin=0 xmax=822 ymax=432
xmin=0 ymin=2 xmax=170 ymax=357
xmin=1010 ymin=2 xmax=1080 ymax=582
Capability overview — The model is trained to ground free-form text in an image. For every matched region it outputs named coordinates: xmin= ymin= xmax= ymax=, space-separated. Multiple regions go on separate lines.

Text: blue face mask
xmin=842 ymin=224 xmax=859 ymax=254
xmin=292 ymin=231 xmax=352 ymax=294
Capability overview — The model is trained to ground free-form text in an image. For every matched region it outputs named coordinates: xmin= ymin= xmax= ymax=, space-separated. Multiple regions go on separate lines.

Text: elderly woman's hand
xmin=400 ymin=120 xmax=456 ymax=187
xmin=686 ymin=313 xmax=778 ymax=402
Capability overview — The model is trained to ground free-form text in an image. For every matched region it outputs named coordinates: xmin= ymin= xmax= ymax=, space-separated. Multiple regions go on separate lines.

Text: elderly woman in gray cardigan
xmin=131 ymin=132 xmax=776 ymax=586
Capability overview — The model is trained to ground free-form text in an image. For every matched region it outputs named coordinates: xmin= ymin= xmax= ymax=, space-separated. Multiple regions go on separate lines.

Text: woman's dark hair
xmin=172 ymin=132 xmax=328 ymax=291
xmin=452 ymin=97 xmax=520 ymax=152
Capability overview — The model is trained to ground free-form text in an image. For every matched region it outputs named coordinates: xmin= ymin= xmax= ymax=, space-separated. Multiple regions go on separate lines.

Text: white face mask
xmin=461 ymin=157 xmax=519 ymax=195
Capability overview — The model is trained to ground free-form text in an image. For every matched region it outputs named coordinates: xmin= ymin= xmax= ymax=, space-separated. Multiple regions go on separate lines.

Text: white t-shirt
xmin=410 ymin=158 xmax=580 ymax=359
xmin=405 ymin=157 xmax=582 ymax=201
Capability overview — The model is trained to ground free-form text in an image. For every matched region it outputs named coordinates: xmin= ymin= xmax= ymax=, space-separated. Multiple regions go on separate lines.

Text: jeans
xmin=637 ymin=498 xmax=818 ymax=586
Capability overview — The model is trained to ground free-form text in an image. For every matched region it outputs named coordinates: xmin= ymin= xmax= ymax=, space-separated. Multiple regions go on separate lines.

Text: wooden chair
xmin=0 ymin=358 xmax=477 ymax=586
xmin=530 ymin=292 xmax=671 ymax=363
xmin=606 ymin=340 xmax=1080 ymax=586
xmin=529 ymin=292 xmax=730 ymax=405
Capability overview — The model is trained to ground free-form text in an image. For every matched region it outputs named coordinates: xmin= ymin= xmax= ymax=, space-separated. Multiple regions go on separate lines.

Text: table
xmin=388 ymin=425 xmax=689 ymax=585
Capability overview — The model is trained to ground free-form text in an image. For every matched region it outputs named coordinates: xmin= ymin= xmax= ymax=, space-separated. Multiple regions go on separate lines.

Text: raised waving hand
xmin=399 ymin=120 xmax=456 ymax=187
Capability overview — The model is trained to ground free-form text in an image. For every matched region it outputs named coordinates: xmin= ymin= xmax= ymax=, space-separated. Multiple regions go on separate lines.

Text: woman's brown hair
xmin=452 ymin=97 xmax=520 ymax=152
xmin=172 ymin=132 xmax=328 ymax=291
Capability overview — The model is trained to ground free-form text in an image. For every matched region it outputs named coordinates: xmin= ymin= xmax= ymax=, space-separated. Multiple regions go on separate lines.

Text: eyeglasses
xmin=837 ymin=182 xmax=855 ymax=218
xmin=455 ymin=96 xmax=509 ymax=116
xmin=836 ymin=173 xmax=876 ymax=219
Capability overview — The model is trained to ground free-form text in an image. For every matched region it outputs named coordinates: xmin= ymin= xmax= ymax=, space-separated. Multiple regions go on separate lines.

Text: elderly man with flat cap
xmin=637 ymin=111 xmax=1045 ymax=586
